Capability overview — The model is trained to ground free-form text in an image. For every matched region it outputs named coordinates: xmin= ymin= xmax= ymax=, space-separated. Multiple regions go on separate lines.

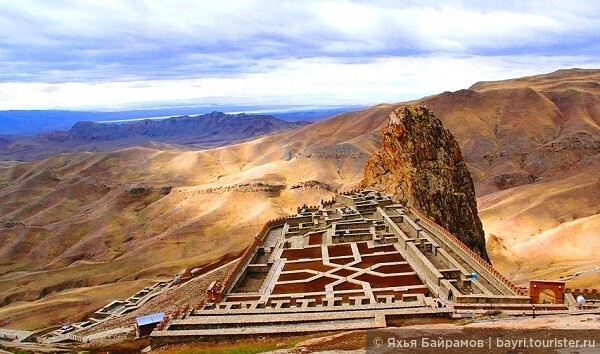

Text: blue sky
xmin=0 ymin=0 xmax=599 ymax=110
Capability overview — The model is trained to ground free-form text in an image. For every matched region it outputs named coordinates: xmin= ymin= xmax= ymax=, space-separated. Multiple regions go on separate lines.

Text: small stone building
xmin=135 ymin=312 xmax=164 ymax=337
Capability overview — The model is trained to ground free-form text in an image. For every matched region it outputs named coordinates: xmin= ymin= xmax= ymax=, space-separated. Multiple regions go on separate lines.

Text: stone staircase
xmin=152 ymin=310 xmax=387 ymax=345
xmin=39 ymin=332 xmax=83 ymax=344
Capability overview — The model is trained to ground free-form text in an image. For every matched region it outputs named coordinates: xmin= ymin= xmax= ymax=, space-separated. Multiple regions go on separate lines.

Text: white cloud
xmin=0 ymin=1 xmax=598 ymax=109
xmin=1 ymin=55 xmax=597 ymax=110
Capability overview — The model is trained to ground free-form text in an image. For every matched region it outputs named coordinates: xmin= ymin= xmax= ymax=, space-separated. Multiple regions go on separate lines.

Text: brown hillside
xmin=0 ymin=69 xmax=599 ymax=329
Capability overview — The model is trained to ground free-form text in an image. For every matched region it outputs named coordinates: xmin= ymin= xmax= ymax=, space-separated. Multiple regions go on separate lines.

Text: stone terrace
xmin=151 ymin=190 xmax=533 ymax=346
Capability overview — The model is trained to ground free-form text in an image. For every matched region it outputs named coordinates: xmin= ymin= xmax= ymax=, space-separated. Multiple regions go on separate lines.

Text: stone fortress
xmin=149 ymin=189 xmax=600 ymax=346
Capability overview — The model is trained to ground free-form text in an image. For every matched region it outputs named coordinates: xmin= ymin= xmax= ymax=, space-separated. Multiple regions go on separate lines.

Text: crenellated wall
xmin=410 ymin=207 xmax=526 ymax=296
xmin=566 ymin=288 xmax=600 ymax=300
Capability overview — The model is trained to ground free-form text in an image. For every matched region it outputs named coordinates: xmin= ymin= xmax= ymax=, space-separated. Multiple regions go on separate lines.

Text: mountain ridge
xmin=0 ymin=111 xmax=308 ymax=161
xmin=58 ymin=111 xmax=306 ymax=141
xmin=1 ymin=68 xmax=599 ymax=329
xmin=0 ymin=105 xmax=361 ymax=135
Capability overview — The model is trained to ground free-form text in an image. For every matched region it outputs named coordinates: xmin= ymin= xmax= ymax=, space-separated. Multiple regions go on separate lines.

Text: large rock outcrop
xmin=360 ymin=106 xmax=489 ymax=261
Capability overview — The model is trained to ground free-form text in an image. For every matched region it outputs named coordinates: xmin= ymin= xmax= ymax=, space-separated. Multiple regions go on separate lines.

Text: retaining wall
xmin=410 ymin=207 xmax=526 ymax=296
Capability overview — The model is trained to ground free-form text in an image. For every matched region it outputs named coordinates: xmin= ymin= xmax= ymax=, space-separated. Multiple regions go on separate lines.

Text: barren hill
xmin=415 ymin=68 xmax=600 ymax=285
xmin=0 ymin=69 xmax=598 ymax=329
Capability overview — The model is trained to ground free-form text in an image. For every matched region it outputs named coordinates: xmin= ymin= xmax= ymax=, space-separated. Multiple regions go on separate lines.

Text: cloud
xmin=1 ymin=54 xmax=598 ymax=110
xmin=0 ymin=0 xmax=598 ymax=108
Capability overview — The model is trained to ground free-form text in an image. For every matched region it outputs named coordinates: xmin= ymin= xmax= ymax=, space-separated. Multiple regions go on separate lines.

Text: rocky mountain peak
xmin=360 ymin=105 xmax=489 ymax=261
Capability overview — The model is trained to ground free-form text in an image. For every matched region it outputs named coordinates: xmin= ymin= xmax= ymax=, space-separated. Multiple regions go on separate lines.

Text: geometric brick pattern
xmin=151 ymin=190 xmax=545 ymax=347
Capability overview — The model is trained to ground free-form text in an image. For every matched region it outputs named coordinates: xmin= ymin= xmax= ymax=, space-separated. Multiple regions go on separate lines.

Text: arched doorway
xmin=529 ymin=280 xmax=565 ymax=304
xmin=538 ymin=289 xmax=556 ymax=304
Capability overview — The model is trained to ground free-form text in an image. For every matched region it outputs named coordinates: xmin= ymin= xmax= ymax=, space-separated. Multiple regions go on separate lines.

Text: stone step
xmin=153 ymin=314 xmax=386 ymax=342
xmin=453 ymin=303 xmax=568 ymax=311
xmin=173 ymin=309 xmax=381 ymax=327
xmin=192 ymin=298 xmax=428 ymax=316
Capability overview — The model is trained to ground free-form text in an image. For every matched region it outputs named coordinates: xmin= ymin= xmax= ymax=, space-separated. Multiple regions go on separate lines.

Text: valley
xmin=0 ymin=69 xmax=599 ymax=331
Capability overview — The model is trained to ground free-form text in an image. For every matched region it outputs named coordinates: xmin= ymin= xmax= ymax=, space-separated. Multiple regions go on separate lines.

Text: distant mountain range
xmin=0 ymin=105 xmax=363 ymax=135
xmin=0 ymin=111 xmax=309 ymax=161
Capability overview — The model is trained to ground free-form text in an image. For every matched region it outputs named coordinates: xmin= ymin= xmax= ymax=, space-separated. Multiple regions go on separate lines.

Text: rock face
xmin=360 ymin=106 xmax=489 ymax=261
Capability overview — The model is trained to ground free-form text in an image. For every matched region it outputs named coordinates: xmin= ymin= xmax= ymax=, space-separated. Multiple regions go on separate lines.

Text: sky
xmin=0 ymin=0 xmax=599 ymax=110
